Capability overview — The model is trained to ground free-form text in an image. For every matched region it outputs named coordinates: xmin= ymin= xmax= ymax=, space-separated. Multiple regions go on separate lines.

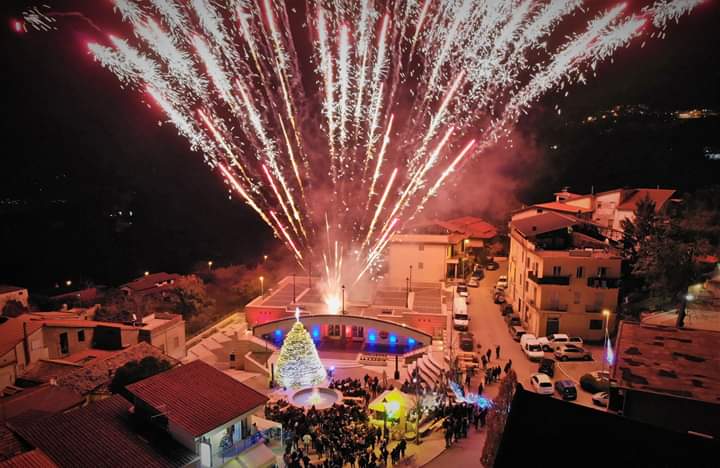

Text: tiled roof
xmin=611 ymin=322 xmax=720 ymax=404
xmin=0 ymin=318 xmax=43 ymax=358
xmin=120 ymin=273 xmax=180 ymax=293
xmin=7 ymin=396 xmax=196 ymax=468
xmin=617 ymin=188 xmax=675 ymax=211
xmin=534 ymin=202 xmax=593 ymax=214
xmin=0 ymin=385 xmax=84 ymax=423
xmin=0 ymin=449 xmax=57 ymax=468
xmin=511 ymin=212 xmax=579 ymax=238
xmin=127 ymin=360 xmax=268 ymax=437
xmin=444 ymin=216 xmax=498 ymax=239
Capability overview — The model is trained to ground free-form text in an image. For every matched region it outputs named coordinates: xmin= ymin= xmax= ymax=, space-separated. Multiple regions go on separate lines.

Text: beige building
xmin=0 ymin=286 xmax=29 ymax=311
xmin=387 ymin=233 xmax=467 ymax=287
xmin=0 ymin=318 xmax=47 ymax=391
xmin=507 ymin=211 xmax=621 ymax=341
xmin=514 ymin=187 xmax=676 ymax=241
xmin=138 ymin=312 xmax=187 ymax=359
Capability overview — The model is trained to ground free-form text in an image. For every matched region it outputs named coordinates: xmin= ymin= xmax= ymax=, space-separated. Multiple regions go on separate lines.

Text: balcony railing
xmin=587 ymin=277 xmax=620 ymax=289
xmin=528 ymin=272 xmax=571 ymax=286
xmin=545 ymin=303 xmax=569 ymax=312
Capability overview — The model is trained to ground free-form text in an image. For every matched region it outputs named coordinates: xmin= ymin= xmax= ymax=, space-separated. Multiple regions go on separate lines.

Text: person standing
xmin=486 ymin=348 xmax=492 ymax=362
xmin=495 ymin=345 xmax=500 ymax=359
xmin=478 ymin=381 xmax=483 ymax=395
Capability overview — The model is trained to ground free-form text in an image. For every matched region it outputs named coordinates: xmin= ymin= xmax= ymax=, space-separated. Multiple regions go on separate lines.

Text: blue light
xmin=408 ymin=337 xmax=416 ymax=346
xmin=389 ymin=334 xmax=397 ymax=345
xmin=274 ymin=329 xmax=282 ymax=338
xmin=312 ymin=327 xmax=320 ymax=339
xmin=368 ymin=333 xmax=376 ymax=342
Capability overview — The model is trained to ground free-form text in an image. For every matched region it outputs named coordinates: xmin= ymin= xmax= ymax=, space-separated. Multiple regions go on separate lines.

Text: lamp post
xmin=412 ymin=377 xmax=421 ymax=445
xmin=341 ymin=285 xmax=346 ymax=314
xmin=292 ymin=272 xmax=296 ymax=303
xmin=409 ymin=265 xmax=413 ymax=292
xmin=207 ymin=260 xmax=213 ymax=271
xmin=382 ymin=397 xmax=388 ymax=439
xmin=260 ymin=276 xmax=264 ymax=297
xmin=405 ymin=277 xmax=409 ymax=308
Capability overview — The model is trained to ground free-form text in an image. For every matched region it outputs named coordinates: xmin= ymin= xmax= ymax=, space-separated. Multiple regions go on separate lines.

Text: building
xmin=0 ymin=286 xmax=28 ymax=312
xmin=126 ymin=360 xmax=273 ymax=467
xmin=609 ymin=322 xmax=720 ymax=439
xmin=0 ymin=318 xmax=46 ymax=392
xmin=6 ymin=395 xmax=197 ymax=467
xmin=120 ymin=272 xmax=181 ymax=297
xmin=514 ymin=187 xmax=677 ymax=241
xmin=388 ymin=232 xmax=468 ymax=287
xmin=138 ymin=313 xmax=187 ymax=360
xmin=495 ymin=385 xmax=720 ymax=467
xmin=507 ymin=211 xmax=621 ymax=340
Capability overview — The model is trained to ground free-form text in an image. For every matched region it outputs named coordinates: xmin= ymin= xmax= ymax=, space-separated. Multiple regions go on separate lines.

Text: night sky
xmin=2 ymin=1 xmax=719 ymax=290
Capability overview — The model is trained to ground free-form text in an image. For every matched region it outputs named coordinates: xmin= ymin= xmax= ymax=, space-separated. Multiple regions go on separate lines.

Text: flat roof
xmin=511 ymin=212 xmax=579 ymax=238
xmin=127 ymin=360 xmax=268 ymax=437
xmin=611 ymin=321 xmax=720 ymax=404
xmin=0 ymin=286 xmax=25 ymax=295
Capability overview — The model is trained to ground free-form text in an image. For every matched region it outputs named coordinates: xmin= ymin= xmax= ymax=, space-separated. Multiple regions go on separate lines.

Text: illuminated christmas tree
xmin=275 ymin=312 xmax=326 ymax=389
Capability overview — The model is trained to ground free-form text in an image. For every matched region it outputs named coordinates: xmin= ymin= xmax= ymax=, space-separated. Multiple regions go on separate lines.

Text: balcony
xmin=545 ymin=303 xmax=569 ymax=312
xmin=587 ymin=277 xmax=620 ymax=289
xmin=585 ymin=304 xmax=603 ymax=313
xmin=528 ymin=272 xmax=571 ymax=286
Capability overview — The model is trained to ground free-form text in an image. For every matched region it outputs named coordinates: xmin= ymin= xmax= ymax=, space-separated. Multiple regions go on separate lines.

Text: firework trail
xmin=22 ymin=0 xmax=702 ymax=307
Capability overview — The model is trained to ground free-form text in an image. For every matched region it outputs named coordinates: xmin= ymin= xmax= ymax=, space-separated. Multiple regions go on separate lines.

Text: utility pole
xmin=405 ymin=277 xmax=409 ymax=308
xmin=342 ymin=285 xmax=346 ymax=314
xmin=409 ymin=265 xmax=413 ymax=292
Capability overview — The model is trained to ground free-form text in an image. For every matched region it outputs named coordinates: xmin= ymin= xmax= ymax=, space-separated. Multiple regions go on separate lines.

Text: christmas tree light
xmin=275 ymin=311 xmax=326 ymax=389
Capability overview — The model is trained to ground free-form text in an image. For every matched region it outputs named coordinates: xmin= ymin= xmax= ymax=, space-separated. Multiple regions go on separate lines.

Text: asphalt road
xmin=449 ymin=259 xmax=608 ymax=411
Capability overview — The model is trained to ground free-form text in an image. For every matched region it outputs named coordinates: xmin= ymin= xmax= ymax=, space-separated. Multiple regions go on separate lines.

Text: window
xmin=329 ymin=324 xmax=341 ymax=337
xmin=574 ymin=292 xmax=581 ymax=304
xmin=418 ymin=243 xmax=424 ymax=251
xmin=597 ymin=202 xmax=603 ymax=208
xmin=173 ymin=336 xmax=180 ymax=349
xmin=77 ymin=330 xmax=85 ymax=342
xmin=352 ymin=326 xmax=364 ymax=338
xmin=589 ymin=320 xmax=603 ymax=330
xmin=59 ymin=332 xmax=69 ymax=355
xmin=418 ymin=262 xmax=424 ymax=270
xmin=576 ymin=267 xmax=584 ymax=278
xmin=552 ymin=266 xmax=562 ymax=276
xmin=597 ymin=267 xmax=607 ymax=277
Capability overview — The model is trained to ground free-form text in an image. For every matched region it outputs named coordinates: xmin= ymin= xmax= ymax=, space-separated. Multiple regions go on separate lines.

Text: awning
xmin=251 ymin=415 xmax=282 ymax=432
xmin=236 ymin=443 xmax=276 ymax=468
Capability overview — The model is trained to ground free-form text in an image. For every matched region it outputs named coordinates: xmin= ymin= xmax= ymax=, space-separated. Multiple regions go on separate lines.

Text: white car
xmin=592 ymin=391 xmax=609 ymax=407
xmin=495 ymin=275 xmax=508 ymax=290
xmin=522 ymin=339 xmax=545 ymax=361
xmin=538 ymin=333 xmax=570 ymax=352
xmin=530 ymin=373 xmax=554 ymax=395
xmin=468 ymin=277 xmax=479 ymax=287
xmin=520 ymin=333 xmax=538 ymax=348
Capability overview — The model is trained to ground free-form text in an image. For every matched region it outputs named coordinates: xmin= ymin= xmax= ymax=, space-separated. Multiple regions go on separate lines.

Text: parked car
xmin=554 ymin=344 xmax=593 ymax=361
xmin=520 ymin=333 xmax=538 ymax=348
xmin=555 ymin=380 xmax=577 ymax=400
xmin=509 ymin=325 xmax=527 ymax=341
xmin=468 ymin=270 xmax=484 ymax=287
xmin=580 ymin=371 xmax=610 ymax=393
xmin=592 ymin=391 xmax=609 ymax=407
xmin=538 ymin=358 xmax=556 ymax=378
xmin=495 ymin=275 xmax=508 ymax=290
xmin=568 ymin=336 xmax=584 ymax=346
xmin=493 ymin=291 xmax=506 ymax=304
xmin=530 ymin=373 xmax=554 ymax=395
xmin=468 ymin=277 xmax=479 ymax=287
xmin=456 ymin=284 xmax=469 ymax=297
xmin=523 ymin=339 xmax=544 ymax=361
xmin=485 ymin=259 xmax=499 ymax=271
xmin=505 ymin=314 xmax=521 ymax=327
xmin=499 ymin=304 xmax=513 ymax=316
xmin=459 ymin=332 xmax=475 ymax=352
xmin=538 ymin=333 xmax=570 ymax=352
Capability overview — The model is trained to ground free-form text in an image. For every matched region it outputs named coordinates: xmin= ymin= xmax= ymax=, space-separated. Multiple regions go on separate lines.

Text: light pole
xmin=412 ymin=377 xmax=421 ymax=445
xmin=405 ymin=277 xmax=409 ymax=308
xmin=259 ymin=276 xmax=264 ymax=297
xmin=409 ymin=265 xmax=413 ymax=292
xmin=263 ymin=254 xmax=268 ymax=263
xmin=341 ymin=285 xmax=346 ymax=314
xmin=292 ymin=272 xmax=296 ymax=303
xmin=207 ymin=260 xmax=213 ymax=272
xmin=382 ymin=397 xmax=388 ymax=439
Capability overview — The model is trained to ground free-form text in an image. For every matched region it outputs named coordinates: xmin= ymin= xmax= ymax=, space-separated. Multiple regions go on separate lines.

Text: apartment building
xmin=387 ymin=233 xmax=467 ymax=287
xmin=507 ymin=211 xmax=621 ymax=340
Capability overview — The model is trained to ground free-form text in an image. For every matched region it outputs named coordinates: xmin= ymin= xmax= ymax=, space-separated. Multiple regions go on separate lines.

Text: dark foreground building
xmin=495 ymin=386 xmax=719 ymax=468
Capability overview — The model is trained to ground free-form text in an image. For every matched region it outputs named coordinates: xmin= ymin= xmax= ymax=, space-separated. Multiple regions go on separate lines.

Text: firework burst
xmin=23 ymin=0 xmax=702 ymax=309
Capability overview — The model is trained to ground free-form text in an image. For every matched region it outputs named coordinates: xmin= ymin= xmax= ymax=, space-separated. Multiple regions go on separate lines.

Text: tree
xmin=275 ymin=319 xmax=326 ymax=389
xmin=162 ymin=275 xmax=214 ymax=318
xmin=481 ymin=370 xmax=517 ymax=467
xmin=110 ymin=356 xmax=172 ymax=396
xmin=1 ymin=300 xmax=28 ymax=318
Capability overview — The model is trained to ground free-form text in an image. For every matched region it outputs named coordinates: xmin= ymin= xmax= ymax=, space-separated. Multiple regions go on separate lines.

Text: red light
xmin=12 ymin=20 xmax=25 ymax=34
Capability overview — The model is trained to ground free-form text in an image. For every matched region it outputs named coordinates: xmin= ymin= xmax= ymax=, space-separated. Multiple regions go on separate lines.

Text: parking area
xmin=449 ymin=259 xmax=609 ymax=411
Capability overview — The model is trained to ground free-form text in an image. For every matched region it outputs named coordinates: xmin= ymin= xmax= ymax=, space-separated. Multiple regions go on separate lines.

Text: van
xmin=509 ymin=325 xmax=526 ymax=341
xmin=453 ymin=296 xmax=469 ymax=331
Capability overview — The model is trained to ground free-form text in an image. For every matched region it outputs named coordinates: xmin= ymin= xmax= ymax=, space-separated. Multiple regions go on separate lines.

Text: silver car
xmin=553 ymin=344 xmax=592 ymax=361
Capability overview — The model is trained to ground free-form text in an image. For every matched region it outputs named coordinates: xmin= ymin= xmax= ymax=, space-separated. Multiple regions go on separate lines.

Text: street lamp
xmin=409 ymin=265 xmax=413 ymax=292
xmin=382 ymin=397 xmax=388 ymax=439
xmin=263 ymin=254 xmax=268 ymax=262
xmin=341 ymin=285 xmax=346 ymax=314
xmin=207 ymin=260 xmax=213 ymax=271
xmin=144 ymin=271 xmax=149 ymax=276
xmin=65 ymin=280 xmax=72 ymax=287
xmin=259 ymin=276 xmax=264 ymax=297
xmin=602 ymin=309 xmax=610 ymax=375
xmin=405 ymin=277 xmax=409 ymax=308
xmin=292 ymin=272 xmax=296 ymax=303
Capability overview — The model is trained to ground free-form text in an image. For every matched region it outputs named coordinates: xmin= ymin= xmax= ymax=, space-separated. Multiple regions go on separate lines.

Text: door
xmin=59 ymin=332 xmax=69 ymax=355
xmin=546 ymin=318 xmax=560 ymax=336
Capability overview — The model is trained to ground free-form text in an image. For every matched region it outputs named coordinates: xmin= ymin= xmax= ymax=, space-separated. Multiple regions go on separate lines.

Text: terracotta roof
xmin=56 ymin=342 xmax=178 ymax=395
xmin=611 ymin=321 xmax=720 ymax=404
xmin=127 ymin=360 xmax=268 ymax=437
xmin=0 ymin=287 xmax=25 ymax=295
xmin=7 ymin=396 xmax=196 ymax=468
xmin=511 ymin=212 xmax=579 ymax=238
xmin=120 ymin=273 xmax=181 ymax=293
xmin=0 ymin=385 xmax=84 ymax=424
xmin=534 ymin=202 xmax=593 ymax=214
xmin=444 ymin=216 xmax=498 ymax=239
xmin=0 ymin=318 xmax=43 ymax=358
xmin=0 ymin=425 xmax=29 ymax=463
xmin=0 ymin=449 xmax=57 ymax=468
xmin=18 ymin=361 xmax=82 ymax=386
xmin=616 ymin=188 xmax=676 ymax=211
